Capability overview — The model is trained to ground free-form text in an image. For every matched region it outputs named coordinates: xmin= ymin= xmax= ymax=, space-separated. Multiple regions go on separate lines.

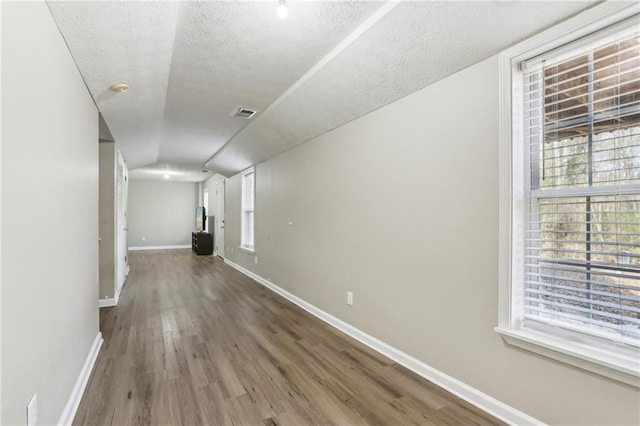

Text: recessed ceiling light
xmin=163 ymin=174 xmax=170 ymax=180
xmin=277 ymin=0 xmax=288 ymax=19
xmin=110 ymin=82 xmax=129 ymax=93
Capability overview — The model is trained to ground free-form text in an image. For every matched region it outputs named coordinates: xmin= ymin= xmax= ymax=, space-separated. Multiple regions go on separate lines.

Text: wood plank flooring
xmin=74 ymin=250 xmax=504 ymax=425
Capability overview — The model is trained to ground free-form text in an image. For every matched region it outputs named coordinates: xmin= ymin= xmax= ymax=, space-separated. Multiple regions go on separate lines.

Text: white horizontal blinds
xmin=242 ymin=170 xmax=255 ymax=247
xmin=524 ymin=29 xmax=640 ymax=345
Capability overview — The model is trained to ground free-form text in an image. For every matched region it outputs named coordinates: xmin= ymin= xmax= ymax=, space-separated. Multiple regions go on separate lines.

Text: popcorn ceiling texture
xmin=206 ymin=1 xmax=596 ymax=177
xmin=160 ymin=1 xmax=380 ymax=170
xmin=48 ymin=1 xmax=596 ymax=179
xmin=48 ymin=1 xmax=180 ymax=169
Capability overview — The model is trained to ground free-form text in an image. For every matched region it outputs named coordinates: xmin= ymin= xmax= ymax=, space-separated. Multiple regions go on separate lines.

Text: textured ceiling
xmin=48 ymin=1 xmax=179 ymax=170
xmin=205 ymin=0 xmax=600 ymax=176
xmin=159 ymin=1 xmax=382 ymax=172
xmin=48 ymin=1 xmax=600 ymax=181
xmin=126 ymin=162 xmax=213 ymax=182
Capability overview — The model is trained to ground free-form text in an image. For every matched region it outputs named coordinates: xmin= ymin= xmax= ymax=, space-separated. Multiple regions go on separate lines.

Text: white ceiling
xmin=48 ymin=1 xmax=179 ymax=170
xmin=48 ymin=1 xmax=599 ymax=181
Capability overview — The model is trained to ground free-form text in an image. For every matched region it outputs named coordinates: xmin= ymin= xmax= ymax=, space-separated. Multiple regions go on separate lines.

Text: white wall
xmin=224 ymin=56 xmax=640 ymax=425
xmin=1 ymin=2 xmax=100 ymax=424
xmin=128 ymin=179 xmax=198 ymax=248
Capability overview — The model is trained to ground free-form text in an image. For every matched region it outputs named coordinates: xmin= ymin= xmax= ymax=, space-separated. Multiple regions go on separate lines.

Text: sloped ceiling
xmin=48 ymin=1 xmax=599 ymax=181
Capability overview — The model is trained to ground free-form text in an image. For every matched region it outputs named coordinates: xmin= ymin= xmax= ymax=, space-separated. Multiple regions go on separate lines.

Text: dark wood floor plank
xmin=73 ymin=249 xmax=504 ymax=425
xmin=196 ymin=382 xmax=234 ymax=426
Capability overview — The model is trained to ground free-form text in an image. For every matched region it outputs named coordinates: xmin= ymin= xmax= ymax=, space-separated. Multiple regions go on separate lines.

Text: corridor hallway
xmin=75 ymin=250 xmax=502 ymax=425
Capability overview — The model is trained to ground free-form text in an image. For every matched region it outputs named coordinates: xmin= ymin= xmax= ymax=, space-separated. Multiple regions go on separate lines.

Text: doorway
xmin=203 ymin=189 xmax=209 ymax=233
xmin=215 ymin=180 xmax=225 ymax=258
xmin=116 ymin=151 xmax=128 ymax=292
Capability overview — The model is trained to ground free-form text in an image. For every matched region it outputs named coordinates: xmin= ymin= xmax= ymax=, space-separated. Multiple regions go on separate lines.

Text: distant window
xmin=241 ymin=168 xmax=255 ymax=251
xmin=497 ymin=5 xmax=640 ymax=387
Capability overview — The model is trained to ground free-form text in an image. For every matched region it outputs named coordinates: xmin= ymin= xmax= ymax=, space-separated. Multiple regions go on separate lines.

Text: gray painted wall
xmin=99 ymin=142 xmax=116 ymax=299
xmin=223 ymin=56 xmax=640 ymax=425
xmin=128 ymin=180 xmax=198 ymax=248
xmin=1 ymin=1 xmax=100 ymax=424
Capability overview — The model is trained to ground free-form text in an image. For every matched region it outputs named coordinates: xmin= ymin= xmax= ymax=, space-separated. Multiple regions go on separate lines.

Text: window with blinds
xmin=522 ymin=27 xmax=640 ymax=346
xmin=241 ymin=169 xmax=255 ymax=250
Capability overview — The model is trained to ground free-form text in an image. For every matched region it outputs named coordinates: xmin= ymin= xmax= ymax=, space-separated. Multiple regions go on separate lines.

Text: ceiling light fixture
xmin=163 ymin=174 xmax=170 ymax=180
xmin=109 ymin=82 xmax=129 ymax=93
xmin=277 ymin=0 xmax=288 ymax=19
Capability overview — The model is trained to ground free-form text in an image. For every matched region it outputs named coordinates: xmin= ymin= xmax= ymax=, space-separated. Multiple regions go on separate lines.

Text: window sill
xmin=495 ymin=326 xmax=640 ymax=387
xmin=239 ymin=246 xmax=255 ymax=254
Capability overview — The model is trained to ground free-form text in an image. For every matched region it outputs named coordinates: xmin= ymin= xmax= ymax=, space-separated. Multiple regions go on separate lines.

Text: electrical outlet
xmin=142 ymin=236 xmax=146 ymax=242
xmin=347 ymin=291 xmax=354 ymax=306
xmin=254 ymin=256 xmax=258 ymax=264
xmin=27 ymin=394 xmax=37 ymax=426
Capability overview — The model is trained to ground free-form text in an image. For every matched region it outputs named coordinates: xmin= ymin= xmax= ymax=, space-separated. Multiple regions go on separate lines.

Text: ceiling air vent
xmin=233 ymin=107 xmax=257 ymax=119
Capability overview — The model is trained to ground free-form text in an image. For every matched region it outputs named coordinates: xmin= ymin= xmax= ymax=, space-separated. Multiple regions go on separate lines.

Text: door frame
xmin=203 ymin=188 xmax=209 ymax=233
xmin=215 ymin=180 xmax=225 ymax=258
xmin=116 ymin=151 xmax=128 ymax=293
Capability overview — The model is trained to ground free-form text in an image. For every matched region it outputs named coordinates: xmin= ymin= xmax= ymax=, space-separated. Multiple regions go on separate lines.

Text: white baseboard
xmin=99 ymin=278 xmax=126 ymax=308
xmin=99 ymin=297 xmax=116 ymax=308
xmin=128 ymin=245 xmax=191 ymax=251
xmin=224 ymin=259 xmax=543 ymax=426
xmin=99 ymin=288 xmax=119 ymax=308
xmin=99 ymin=273 xmax=128 ymax=308
xmin=58 ymin=332 xmax=103 ymax=426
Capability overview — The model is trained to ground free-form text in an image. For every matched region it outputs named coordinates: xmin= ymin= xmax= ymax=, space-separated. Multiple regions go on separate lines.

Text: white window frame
xmin=496 ymin=1 xmax=640 ymax=387
xmin=240 ymin=167 xmax=255 ymax=252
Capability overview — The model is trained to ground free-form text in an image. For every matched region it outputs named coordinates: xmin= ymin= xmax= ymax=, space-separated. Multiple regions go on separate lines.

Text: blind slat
xmin=525 ymin=299 xmax=640 ymax=325
xmin=524 ymin=310 xmax=640 ymax=337
xmin=525 ymin=288 xmax=640 ymax=315
xmin=522 ymin=278 xmax=640 ymax=302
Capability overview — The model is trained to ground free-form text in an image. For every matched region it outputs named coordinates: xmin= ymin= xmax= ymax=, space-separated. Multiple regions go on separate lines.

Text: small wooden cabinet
xmin=192 ymin=232 xmax=213 ymax=255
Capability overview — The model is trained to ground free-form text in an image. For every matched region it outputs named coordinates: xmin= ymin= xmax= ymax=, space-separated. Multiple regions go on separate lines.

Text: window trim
xmin=240 ymin=167 xmax=255 ymax=252
xmin=496 ymin=1 xmax=640 ymax=388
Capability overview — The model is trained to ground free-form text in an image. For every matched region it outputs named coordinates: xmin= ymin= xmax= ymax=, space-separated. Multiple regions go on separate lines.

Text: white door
xmin=203 ymin=189 xmax=209 ymax=233
xmin=216 ymin=180 xmax=225 ymax=258
xmin=123 ymin=165 xmax=129 ymax=276
xmin=116 ymin=152 xmax=128 ymax=293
